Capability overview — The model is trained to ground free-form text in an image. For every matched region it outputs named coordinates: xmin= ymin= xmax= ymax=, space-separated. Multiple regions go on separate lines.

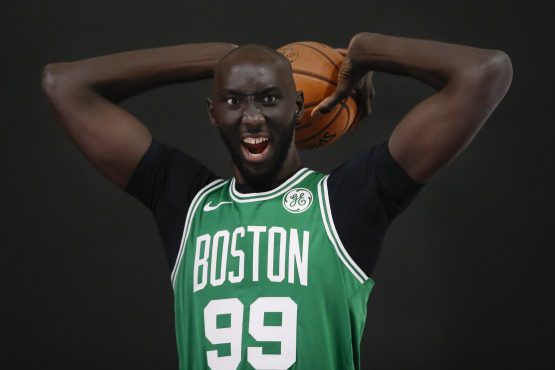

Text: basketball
xmin=277 ymin=41 xmax=358 ymax=149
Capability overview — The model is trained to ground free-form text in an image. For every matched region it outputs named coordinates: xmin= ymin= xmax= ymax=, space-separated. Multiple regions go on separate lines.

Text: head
xmin=207 ymin=45 xmax=304 ymax=185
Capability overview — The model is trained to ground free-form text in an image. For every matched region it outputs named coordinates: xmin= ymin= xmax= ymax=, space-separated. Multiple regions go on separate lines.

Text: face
xmin=208 ymin=52 xmax=303 ymax=185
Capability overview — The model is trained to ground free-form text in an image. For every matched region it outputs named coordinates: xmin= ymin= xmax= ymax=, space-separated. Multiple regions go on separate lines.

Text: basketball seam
xmin=303 ymin=102 xmax=320 ymax=108
xmin=292 ymin=69 xmax=338 ymax=85
xmin=282 ymin=42 xmax=357 ymax=145
xmin=296 ymin=105 xmax=343 ymax=144
xmin=296 ymin=122 xmax=312 ymax=131
xmin=291 ymin=42 xmax=341 ymax=71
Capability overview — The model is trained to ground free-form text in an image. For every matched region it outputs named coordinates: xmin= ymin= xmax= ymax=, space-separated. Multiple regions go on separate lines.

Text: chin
xmin=237 ymin=157 xmax=284 ymax=185
xmin=220 ymin=119 xmax=296 ymax=184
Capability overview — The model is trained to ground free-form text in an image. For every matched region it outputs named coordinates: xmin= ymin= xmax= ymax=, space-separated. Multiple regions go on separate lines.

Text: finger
xmin=346 ymin=89 xmax=368 ymax=127
xmin=364 ymin=71 xmax=375 ymax=99
xmin=311 ymin=94 xmax=343 ymax=118
xmin=353 ymin=71 xmax=375 ymax=107
xmin=314 ymin=75 xmax=359 ymax=117
xmin=350 ymin=80 xmax=374 ymax=128
xmin=359 ymin=95 xmax=371 ymax=119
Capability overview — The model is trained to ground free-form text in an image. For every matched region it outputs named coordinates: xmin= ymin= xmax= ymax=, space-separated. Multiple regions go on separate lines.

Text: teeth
xmin=243 ymin=137 xmax=269 ymax=144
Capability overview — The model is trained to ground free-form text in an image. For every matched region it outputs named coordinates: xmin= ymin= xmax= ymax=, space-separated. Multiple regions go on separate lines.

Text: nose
xmin=241 ymin=100 xmax=265 ymax=127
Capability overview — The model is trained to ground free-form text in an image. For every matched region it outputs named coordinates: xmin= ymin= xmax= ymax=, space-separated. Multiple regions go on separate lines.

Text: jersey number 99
xmin=204 ymin=297 xmax=298 ymax=370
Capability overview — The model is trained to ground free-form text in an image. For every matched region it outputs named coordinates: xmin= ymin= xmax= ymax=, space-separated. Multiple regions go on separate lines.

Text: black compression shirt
xmin=125 ymin=138 xmax=422 ymax=276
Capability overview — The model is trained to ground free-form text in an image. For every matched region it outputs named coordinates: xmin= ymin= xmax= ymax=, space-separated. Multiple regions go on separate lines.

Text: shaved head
xmin=213 ymin=44 xmax=296 ymax=96
xmin=215 ymin=44 xmax=293 ymax=75
xmin=207 ymin=44 xmax=304 ymax=185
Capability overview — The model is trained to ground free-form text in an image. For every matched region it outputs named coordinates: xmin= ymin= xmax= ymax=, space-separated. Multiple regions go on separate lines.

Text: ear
xmin=295 ymin=90 xmax=304 ymax=120
xmin=206 ymin=97 xmax=218 ymax=127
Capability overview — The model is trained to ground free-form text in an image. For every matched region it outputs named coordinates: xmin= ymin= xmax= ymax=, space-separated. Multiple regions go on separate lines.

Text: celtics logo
xmin=283 ymin=188 xmax=313 ymax=213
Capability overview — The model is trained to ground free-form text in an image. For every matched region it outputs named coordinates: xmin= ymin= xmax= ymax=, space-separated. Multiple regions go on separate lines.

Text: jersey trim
xmin=229 ymin=167 xmax=314 ymax=203
xmin=318 ymin=176 xmax=369 ymax=284
xmin=171 ymin=178 xmax=228 ymax=286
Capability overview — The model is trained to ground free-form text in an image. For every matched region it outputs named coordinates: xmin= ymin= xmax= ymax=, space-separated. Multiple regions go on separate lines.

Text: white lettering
xmin=229 ymin=227 xmax=245 ymax=283
xmin=288 ymin=229 xmax=309 ymax=286
xmin=193 ymin=234 xmax=211 ymax=292
xmin=247 ymin=226 xmax=266 ymax=282
xmin=192 ymin=226 xmax=311 ymax=292
xmin=267 ymin=226 xmax=287 ymax=282
xmin=210 ymin=230 xmax=229 ymax=286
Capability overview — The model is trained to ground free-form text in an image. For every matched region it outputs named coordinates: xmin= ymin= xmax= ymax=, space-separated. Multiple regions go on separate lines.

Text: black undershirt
xmin=125 ymin=138 xmax=423 ymax=276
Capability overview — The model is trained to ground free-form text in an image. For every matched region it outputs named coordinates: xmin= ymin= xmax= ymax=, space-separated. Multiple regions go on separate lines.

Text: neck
xmin=233 ymin=145 xmax=302 ymax=185
xmin=276 ymin=148 xmax=303 ymax=181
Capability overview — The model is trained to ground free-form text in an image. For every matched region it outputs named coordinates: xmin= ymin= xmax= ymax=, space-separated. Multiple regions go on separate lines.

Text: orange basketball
xmin=277 ymin=41 xmax=358 ymax=149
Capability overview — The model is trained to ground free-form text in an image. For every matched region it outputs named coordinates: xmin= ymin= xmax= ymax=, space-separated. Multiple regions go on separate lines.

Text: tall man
xmin=42 ymin=32 xmax=512 ymax=369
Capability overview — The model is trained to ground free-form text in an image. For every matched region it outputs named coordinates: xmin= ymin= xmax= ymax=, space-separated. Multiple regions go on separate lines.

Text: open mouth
xmin=242 ymin=136 xmax=271 ymax=162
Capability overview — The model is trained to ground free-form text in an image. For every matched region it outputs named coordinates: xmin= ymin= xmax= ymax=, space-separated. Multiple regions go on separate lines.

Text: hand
xmin=312 ymin=46 xmax=375 ymax=128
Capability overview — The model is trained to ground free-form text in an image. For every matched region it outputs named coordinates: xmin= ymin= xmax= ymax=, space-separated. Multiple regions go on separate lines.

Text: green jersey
xmin=171 ymin=168 xmax=374 ymax=370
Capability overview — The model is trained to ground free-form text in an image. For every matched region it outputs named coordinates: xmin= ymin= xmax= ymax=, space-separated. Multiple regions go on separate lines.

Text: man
xmin=42 ymin=32 xmax=512 ymax=369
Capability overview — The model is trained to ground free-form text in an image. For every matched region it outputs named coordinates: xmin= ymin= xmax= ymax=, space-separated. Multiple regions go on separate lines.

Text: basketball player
xmin=42 ymin=32 xmax=512 ymax=369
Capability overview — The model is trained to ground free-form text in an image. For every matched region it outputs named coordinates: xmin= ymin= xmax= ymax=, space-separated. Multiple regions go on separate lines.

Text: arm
xmin=315 ymin=32 xmax=513 ymax=183
xmin=42 ymin=42 xmax=237 ymax=188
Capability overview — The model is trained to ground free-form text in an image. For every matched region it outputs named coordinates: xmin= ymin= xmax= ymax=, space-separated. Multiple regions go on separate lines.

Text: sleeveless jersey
xmin=171 ymin=168 xmax=374 ymax=370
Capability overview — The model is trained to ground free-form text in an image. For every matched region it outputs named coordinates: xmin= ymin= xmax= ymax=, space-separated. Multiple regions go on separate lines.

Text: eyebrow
xmin=220 ymin=86 xmax=282 ymax=97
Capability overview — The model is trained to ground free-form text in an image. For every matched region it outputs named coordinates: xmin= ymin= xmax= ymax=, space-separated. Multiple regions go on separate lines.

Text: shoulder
xmin=328 ymin=141 xmax=423 ymax=218
xmin=125 ymin=138 xmax=219 ymax=211
xmin=320 ymin=141 xmax=424 ymax=275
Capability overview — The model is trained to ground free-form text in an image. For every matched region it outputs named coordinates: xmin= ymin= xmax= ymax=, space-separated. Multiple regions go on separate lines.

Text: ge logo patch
xmin=283 ymin=188 xmax=313 ymax=213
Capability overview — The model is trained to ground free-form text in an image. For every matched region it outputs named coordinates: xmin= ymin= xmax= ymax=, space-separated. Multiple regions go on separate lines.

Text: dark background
xmin=3 ymin=0 xmax=554 ymax=369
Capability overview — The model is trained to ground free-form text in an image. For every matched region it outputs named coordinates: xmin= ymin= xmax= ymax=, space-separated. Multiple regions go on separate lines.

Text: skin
xmin=39 ymin=36 xmax=513 ymax=363
xmin=41 ymin=32 xmax=513 ymax=190
xmin=207 ymin=45 xmax=304 ymax=185
xmin=41 ymin=42 xmax=238 ymax=188
xmin=315 ymin=33 xmax=513 ymax=183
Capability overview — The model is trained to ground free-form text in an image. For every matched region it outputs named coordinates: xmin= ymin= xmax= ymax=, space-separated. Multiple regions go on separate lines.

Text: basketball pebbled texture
xmin=278 ymin=42 xmax=358 ymax=149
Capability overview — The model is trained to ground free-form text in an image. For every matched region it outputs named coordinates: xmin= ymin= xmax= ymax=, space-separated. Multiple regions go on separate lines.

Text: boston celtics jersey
xmin=171 ymin=168 xmax=374 ymax=370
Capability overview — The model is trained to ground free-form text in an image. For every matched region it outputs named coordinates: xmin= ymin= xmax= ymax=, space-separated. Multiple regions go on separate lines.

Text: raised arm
xmin=315 ymin=32 xmax=513 ymax=183
xmin=42 ymin=43 xmax=237 ymax=188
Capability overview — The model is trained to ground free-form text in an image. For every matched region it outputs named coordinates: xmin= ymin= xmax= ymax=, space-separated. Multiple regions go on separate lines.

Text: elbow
xmin=42 ymin=63 xmax=66 ymax=101
xmin=489 ymin=50 xmax=513 ymax=79
xmin=466 ymin=50 xmax=513 ymax=104
xmin=483 ymin=50 xmax=513 ymax=96
xmin=451 ymin=50 xmax=512 ymax=115
xmin=41 ymin=62 xmax=82 ymax=103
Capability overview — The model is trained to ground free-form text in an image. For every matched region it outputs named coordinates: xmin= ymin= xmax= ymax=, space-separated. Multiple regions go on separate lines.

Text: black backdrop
xmin=4 ymin=1 xmax=554 ymax=369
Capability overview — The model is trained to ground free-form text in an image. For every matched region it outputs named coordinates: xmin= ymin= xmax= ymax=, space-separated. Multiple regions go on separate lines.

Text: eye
xmin=225 ymin=97 xmax=239 ymax=106
xmin=262 ymin=95 xmax=278 ymax=104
